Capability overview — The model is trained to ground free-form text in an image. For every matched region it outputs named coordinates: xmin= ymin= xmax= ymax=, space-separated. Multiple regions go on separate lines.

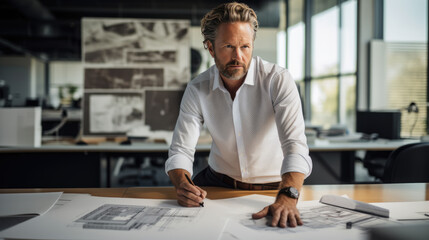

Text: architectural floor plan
xmin=75 ymin=204 xmax=200 ymax=231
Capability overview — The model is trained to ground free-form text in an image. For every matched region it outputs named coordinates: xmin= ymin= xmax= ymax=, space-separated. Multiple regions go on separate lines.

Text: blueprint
xmin=215 ymin=195 xmax=397 ymax=240
xmin=1 ymin=194 xmax=227 ymax=240
xmin=74 ymin=204 xmax=200 ymax=231
xmin=239 ymin=204 xmax=393 ymax=234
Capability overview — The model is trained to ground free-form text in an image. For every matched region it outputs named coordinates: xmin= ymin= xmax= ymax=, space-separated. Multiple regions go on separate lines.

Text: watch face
xmin=279 ymin=187 xmax=299 ymax=199
xmin=289 ymin=187 xmax=299 ymax=198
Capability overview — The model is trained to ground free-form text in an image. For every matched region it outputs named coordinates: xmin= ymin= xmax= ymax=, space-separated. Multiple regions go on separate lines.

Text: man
xmin=165 ymin=2 xmax=312 ymax=228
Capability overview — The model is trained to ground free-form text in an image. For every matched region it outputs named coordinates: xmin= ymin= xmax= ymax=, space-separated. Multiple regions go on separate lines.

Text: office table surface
xmin=1 ymin=183 xmax=428 ymax=203
xmin=0 ymin=138 xmax=420 ymax=153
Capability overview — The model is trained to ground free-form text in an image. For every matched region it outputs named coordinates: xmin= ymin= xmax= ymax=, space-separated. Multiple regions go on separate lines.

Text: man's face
xmin=207 ymin=22 xmax=254 ymax=82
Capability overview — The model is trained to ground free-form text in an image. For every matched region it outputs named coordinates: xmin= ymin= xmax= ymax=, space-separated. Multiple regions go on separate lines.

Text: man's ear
xmin=207 ymin=41 xmax=215 ymax=58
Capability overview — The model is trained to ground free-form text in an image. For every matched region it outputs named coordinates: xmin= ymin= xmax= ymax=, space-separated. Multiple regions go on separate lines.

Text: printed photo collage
xmin=81 ymin=18 xmax=190 ymax=136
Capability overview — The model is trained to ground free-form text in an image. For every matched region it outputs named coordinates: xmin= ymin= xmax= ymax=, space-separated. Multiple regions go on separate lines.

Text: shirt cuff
xmin=165 ymin=154 xmax=195 ymax=177
xmin=281 ymin=153 xmax=312 ymax=178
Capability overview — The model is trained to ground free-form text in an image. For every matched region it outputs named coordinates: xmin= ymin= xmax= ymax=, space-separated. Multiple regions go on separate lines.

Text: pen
xmin=346 ymin=217 xmax=373 ymax=229
xmin=184 ymin=173 xmax=204 ymax=207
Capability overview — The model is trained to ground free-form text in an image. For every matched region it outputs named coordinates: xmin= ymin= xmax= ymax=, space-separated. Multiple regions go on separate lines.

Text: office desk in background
xmin=0 ymin=139 xmax=420 ymax=188
xmin=306 ymin=138 xmax=420 ymax=184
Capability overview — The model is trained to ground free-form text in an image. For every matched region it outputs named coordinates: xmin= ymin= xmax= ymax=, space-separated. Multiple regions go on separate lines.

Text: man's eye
xmin=226 ymin=45 xmax=233 ymax=48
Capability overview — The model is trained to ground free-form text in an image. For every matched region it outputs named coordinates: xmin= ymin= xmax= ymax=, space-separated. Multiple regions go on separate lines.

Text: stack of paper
xmin=0 ymin=192 xmax=62 ymax=232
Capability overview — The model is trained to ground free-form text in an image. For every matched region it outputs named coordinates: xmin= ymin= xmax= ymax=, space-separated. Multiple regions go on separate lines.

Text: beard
xmin=214 ymin=55 xmax=250 ymax=81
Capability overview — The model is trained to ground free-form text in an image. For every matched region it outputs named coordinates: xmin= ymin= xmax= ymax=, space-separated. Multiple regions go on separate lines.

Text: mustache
xmin=226 ymin=60 xmax=245 ymax=67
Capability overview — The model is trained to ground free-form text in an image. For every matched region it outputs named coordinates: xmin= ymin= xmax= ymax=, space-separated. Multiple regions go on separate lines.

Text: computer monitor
xmin=356 ymin=110 xmax=401 ymax=139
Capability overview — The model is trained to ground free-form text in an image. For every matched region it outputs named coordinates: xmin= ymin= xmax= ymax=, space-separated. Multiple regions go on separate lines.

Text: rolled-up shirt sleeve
xmin=271 ymin=70 xmax=313 ymax=178
xmin=165 ymin=84 xmax=203 ymax=177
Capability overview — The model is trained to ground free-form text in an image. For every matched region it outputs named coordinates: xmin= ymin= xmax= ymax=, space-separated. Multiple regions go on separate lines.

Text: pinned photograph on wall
xmin=144 ymin=89 xmax=185 ymax=131
xmin=126 ymin=50 xmax=177 ymax=64
xmin=82 ymin=19 xmax=141 ymax=64
xmin=138 ymin=21 xmax=190 ymax=46
xmin=84 ymin=41 xmax=140 ymax=64
xmin=164 ymin=66 xmax=190 ymax=88
xmin=84 ymin=68 xmax=164 ymax=89
xmin=83 ymin=92 xmax=144 ymax=135
xmin=81 ymin=18 xmax=190 ymax=138
xmin=82 ymin=18 xmax=190 ymax=65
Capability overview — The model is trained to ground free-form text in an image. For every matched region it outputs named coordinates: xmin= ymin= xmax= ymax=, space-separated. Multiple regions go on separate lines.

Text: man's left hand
xmin=251 ymin=194 xmax=302 ymax=228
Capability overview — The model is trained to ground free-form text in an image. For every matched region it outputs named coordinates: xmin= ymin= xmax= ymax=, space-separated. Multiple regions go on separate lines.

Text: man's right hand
xmin=168 ymin=169 xmax=207 ymax=207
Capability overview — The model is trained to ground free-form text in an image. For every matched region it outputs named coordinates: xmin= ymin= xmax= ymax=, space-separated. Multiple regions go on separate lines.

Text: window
xmin=286 ymin=0 xmax=357 ymax=130
xmin=287 ymin=0 xmax=305 ymax=81
xmin=383 ymin=0 xmax=428 ymax=137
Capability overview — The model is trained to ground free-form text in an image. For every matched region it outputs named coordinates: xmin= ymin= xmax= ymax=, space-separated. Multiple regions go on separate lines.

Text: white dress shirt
xmin=165 ymin=56 xmax=312 ymax=183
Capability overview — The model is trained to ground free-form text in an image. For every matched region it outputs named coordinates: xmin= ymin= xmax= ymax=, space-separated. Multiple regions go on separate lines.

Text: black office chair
xmin=361 ymin=151 xmax=391 ymax=180
xmin=382 ymin=142 xmax=429 ymax=183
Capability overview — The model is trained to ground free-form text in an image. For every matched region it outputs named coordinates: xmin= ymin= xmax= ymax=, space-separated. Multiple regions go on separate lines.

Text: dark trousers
xmin=193 ymin=166 xmax=231 ymax=188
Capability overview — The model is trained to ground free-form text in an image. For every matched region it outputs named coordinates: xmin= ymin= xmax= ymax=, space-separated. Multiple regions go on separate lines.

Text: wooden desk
xmin=2 ymin=183 xmax=428 ymax=203
xmin=0 ymin=188 xmax=127 ymax=198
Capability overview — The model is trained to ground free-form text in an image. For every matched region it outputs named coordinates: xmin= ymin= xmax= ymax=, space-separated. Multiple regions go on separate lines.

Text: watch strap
xmin=277 ymin=186 xmax=300 ymax=199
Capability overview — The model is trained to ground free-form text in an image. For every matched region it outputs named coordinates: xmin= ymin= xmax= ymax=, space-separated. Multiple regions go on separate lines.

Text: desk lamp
xmin=404 ymin=102 xmax=419 ymax=136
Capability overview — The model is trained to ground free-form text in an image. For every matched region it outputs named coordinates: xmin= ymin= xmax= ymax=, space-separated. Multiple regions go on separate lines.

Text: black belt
xmin=209 ymin=167 xmax=280 ymax=190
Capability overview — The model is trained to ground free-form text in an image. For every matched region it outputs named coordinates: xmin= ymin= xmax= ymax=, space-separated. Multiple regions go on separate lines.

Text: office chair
xmin=361 ymin=150 xmax=391 ymax=180
xmin=382 ymin=142 xmax=429 ymax=183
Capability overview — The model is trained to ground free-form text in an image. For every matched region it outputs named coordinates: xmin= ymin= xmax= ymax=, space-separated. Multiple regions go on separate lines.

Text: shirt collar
xmin=212 ymin=57 xmax=256 ymax=91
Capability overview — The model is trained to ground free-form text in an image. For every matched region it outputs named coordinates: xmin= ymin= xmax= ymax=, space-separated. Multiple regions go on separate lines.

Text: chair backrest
xmin=382 ymin=142 xmax=429 ymax=183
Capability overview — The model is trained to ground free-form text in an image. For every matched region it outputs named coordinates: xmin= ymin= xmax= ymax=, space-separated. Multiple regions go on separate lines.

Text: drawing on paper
xmin=239 ymin=205 xmax=394 ymax=234
xmin=74 ymin=204 xmax=200 ymax=231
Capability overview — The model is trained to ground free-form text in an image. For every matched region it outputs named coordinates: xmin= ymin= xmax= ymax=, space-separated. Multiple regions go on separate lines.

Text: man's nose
xmin=232 ymin=48 xmax=242 ymax=60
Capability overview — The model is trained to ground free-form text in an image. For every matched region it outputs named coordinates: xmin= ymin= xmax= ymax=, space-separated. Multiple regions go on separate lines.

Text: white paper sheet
xmin=0 ymin=192 xmax=62 ymax=217
xmin=372 ymin=201 xmax=429 ymax=220
xmin=213 ymin=194 xmax=397 ymax=240
xmin=221 ymin=220 xmax=366 ymax=240
xmin=0 ymin=195 xmax=228 ymax=240
xmin=211 ymin=194 xmax=275 ymax=214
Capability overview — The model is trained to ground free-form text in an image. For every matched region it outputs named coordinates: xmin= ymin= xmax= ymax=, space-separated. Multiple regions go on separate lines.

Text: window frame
xmin=286 ymin=0 xmax=358 ymax=127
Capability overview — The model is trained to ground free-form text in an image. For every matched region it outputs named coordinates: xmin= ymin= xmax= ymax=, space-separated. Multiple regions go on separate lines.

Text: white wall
xmin=49 ymin=61 xmax=84 ymax=108
xmin=49 ymin=61 xmax=83 ymax=87
xmin=369 ymin=40 xmax=388 ymax=110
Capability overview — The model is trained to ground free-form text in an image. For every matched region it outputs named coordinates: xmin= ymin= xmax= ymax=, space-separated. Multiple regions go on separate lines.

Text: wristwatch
xmin=277 ymin=187 xmax=300 ymax=199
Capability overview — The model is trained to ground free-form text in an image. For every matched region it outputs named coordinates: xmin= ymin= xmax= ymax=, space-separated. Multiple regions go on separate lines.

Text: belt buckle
xmin=233 ymin=179 xmax=237 ymax=189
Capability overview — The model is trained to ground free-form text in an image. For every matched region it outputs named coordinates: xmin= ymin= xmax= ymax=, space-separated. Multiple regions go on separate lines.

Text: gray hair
xmin=201 ymin=2 xmax=259 ymax=49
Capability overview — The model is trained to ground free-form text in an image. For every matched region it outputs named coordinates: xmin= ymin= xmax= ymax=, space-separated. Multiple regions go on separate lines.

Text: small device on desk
xmin=0 ymin=107 xmax=42 ymax=147
xmin=320 ymin=195 xmax=390 ymax=218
